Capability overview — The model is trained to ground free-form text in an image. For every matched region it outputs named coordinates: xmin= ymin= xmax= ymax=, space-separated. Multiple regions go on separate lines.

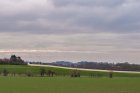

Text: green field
xmin=0 ymin=65 xmax=140 ymax=77
xmin=0 ymin=65 xmax=140 ymax=93
xmin=0 ymin=77 xmax=139 ymax=93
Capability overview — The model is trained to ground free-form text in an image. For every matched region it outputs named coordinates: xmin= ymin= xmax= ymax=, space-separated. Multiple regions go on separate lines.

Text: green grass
xmin=0 ymin=65 xmax=140 ymax=93
xmin=0 ymin=77 xmax=140 ymax=93
xmin=0 ymin=65 xmax=140 ymax=77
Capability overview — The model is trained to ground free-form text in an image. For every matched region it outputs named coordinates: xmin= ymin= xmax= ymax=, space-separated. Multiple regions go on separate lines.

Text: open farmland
xmin=0 ymin=65 xmax=140 ymax=77
xmin=0 ymin=77 xmax=140 ymax=93
xmin=0 ymin=65 xmax=139 ymax=93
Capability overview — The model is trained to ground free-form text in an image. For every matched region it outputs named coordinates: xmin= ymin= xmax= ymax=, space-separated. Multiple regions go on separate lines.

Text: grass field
xmin=0 ymin=77 xmax=140 ymax=93
xmin=0 ymin=65 xmax=140 ymax=77
xmin=0 ymin=65 xmax=140 ymax=93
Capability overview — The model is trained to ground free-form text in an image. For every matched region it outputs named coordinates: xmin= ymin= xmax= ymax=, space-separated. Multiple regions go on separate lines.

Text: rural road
xmin=28 ymin=63 xmax=140 ymax=74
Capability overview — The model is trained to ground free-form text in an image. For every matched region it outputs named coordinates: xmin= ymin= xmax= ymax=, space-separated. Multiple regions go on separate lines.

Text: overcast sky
xmin=0 ymin=0 xmax=140 ymax=64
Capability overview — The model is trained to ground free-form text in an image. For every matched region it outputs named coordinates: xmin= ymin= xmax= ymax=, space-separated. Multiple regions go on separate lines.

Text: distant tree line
xmin=0 ymin=68 xmax=83 ymax=78
xmin=0 ymin=55 xmax=27 ymax=65
xmin=1 ymin=67 xmax=116 ymax=79
xmin=76 ymin=62 xmax=140 ymax=71
xmin=1 ymin=55 xmax=140 ymax=71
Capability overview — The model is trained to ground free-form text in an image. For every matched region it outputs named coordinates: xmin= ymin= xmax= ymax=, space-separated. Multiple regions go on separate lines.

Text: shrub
xmin=40 ymin=67 xmax=46 ymax=77
xmin=70 ymin=70 xmax=80 ymax=77
xmin=3 ymin=69 xmax=9 ymax=76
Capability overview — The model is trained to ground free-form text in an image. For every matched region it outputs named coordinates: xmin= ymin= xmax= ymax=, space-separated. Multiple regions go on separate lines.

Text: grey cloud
xmin=52 ymin=0 xmax=125 ymax=7
xmin=0 ymin=0 xmax=140 ymax=34
xmin=0 ymin=0 xmax=140 ymax=63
